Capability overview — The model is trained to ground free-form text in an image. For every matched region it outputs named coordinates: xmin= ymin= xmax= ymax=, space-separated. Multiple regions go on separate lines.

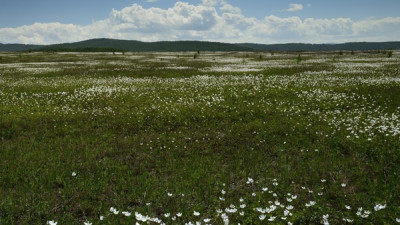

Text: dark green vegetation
xmin=1 ymin=38 xmax=400 ymax=52
xmin=0 ymin=43 xmax=42 ymax=52
xmin=0 ymin=39 xmax=253 ymax=52
xmin=1 ymin=51 xmax=400 ymax=224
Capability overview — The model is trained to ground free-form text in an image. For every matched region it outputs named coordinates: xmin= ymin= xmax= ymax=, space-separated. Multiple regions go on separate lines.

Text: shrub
xmin=297 ymin=54 xmax=302 ymax=63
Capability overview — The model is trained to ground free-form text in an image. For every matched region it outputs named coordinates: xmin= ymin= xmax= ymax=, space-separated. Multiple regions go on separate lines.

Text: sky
xmin=1 ymin=0 xmax=400 ymax=44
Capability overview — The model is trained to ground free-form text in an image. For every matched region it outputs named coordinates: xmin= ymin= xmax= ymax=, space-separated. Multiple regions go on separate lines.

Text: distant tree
xmin=297 ymin=54 xmax=302 ymax=63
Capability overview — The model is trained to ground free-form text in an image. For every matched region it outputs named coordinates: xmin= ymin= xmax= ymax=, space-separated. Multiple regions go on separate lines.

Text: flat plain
xmin=1 ymin=50 xmax=400 ymax=224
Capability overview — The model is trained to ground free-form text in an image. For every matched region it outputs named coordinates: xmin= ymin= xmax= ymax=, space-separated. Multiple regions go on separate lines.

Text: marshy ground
xmin=1 ymin=50 xmax=400 ymax=224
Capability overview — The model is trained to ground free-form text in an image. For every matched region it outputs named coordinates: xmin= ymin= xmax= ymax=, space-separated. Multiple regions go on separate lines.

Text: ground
xmin=0 ymin=50 xmax=400 ymax=224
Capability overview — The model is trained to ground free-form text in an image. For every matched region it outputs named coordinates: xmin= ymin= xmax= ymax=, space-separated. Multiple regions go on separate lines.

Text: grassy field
xmin=1 ymin=50 xmax=400 ymax=224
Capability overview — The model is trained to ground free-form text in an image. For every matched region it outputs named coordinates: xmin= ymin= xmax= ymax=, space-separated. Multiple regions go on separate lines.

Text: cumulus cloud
xmin=219 ymin=0 xmax=241 ymax=14
xmin=287 ymin=4 xmax=303 ymax=12
xmin=0 ymin=1 xmax=400 ymax=44
xmin=202 ymin=0 xmax=218 ymax=7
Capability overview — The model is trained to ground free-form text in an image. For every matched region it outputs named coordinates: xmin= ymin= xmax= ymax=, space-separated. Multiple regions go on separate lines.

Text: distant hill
xmin=1 ymin=38 xmax=400 ymax=52
xmin=238 ymin=42 xmax=400 ymax=51
xmin=37 ymin=38 xmax=253 ymax=52
xmin=0 ymin=43 xmax=42 ymax=52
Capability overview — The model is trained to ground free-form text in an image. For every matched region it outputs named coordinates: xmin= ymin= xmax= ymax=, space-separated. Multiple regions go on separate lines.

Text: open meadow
xmin=1 ymin=50 xmax=400 ymax=224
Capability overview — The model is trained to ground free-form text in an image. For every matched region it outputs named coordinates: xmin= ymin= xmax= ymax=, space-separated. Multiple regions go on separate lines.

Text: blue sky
xmin=1 ymin=0 xmax=399 ymax=44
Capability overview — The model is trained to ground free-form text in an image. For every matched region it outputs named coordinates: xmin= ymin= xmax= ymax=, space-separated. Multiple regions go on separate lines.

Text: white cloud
xmin=145 ymin=0 xmax=159 ymax=2
xmin=219 ymin=0 xmax=241 ymax=14
xmin=287 ymin=4 xmax=304 ymax=12
xmin=1 ymin=1 xmax=400 ymax=44
xmin=108 ymin=2 xmax=218 ymax=31
xmin=202 ymin=0 xmax=218 ymax=7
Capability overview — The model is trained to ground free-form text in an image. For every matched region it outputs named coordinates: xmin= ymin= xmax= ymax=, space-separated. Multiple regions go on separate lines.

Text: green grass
xmin=1 ymin=51 xmax=400 ymax=224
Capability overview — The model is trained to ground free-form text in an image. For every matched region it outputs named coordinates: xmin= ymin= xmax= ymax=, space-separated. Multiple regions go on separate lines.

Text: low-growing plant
xmin=1 ymin=51 xmax=399 ymax=224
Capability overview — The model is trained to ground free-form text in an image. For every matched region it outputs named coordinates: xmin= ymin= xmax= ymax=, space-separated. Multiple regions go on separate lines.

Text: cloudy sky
xmin=1 ymin=0 xmax=400 ymax=45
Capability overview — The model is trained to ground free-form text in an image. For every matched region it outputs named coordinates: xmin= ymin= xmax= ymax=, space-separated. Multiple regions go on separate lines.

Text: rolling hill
xmin=1 ymin=38 xmax=400 ymax=52
xmin=37 ymin=39 xmax=253 ymax=52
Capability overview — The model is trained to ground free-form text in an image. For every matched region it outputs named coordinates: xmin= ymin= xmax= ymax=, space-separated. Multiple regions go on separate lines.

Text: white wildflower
xmin=135 ymin=212 xmax=149 ymax=222
xmin=343 ymin=218 xmax=353 ymax=223
xmin=322 ymin=214 xmax=329 ymax=225
xmin=110 ymin=207 xmax=119 ymax=215
xmin=305 ymin=201 xmax=316 ymax=207
xmin=122 ymin=211 xmax=131 ymax=217
xmin=221 ymin=213 xmax=229 ymax=225
xmin=374 ymin=203 xmax=386 ymax=211
xmin=225 ymin=207 xmax=237 ymax=213
xmin=286 ymin=205 xmax=294 ymax=210
xmin=284 ymin=210 xmax=290 ymax=216
xmin=246 ymin=177 xmax=254 ymax=184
